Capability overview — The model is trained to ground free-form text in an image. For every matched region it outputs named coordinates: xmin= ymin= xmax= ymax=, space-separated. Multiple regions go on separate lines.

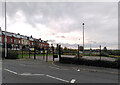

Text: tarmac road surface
xmin=2 ymin=59 xmax=118 ymax=84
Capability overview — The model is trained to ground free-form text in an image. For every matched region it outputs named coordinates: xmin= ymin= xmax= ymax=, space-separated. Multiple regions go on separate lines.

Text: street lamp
xmin=5 ymin=0 xmax=7 ymax=58
xmin=82 ymin=23 xmax=85 ymax=56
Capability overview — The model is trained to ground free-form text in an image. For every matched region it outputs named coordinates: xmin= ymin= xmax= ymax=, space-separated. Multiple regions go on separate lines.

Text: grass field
xmin=18 ymin=53 xmax=52 ymax=59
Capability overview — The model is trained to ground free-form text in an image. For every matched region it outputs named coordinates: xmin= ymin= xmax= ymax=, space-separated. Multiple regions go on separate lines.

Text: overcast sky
xmin=0 ymin=2 xmax=118 ymax=49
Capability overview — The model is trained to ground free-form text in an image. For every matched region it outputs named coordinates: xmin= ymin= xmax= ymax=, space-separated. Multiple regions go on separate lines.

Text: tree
xmin=103 ymin=47 xmax=107 ymax=53
xmin=64 ymin=47 xmax=67 ymax=50
xmin=79 ymin=46 xmax=83 ymax=51
xmin=34 ymin=40 xmax=38 ymax=49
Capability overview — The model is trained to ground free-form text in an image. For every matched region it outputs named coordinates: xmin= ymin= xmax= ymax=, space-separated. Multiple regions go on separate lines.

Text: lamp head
xmin=82 ymin=23 xmax=85 ymax=25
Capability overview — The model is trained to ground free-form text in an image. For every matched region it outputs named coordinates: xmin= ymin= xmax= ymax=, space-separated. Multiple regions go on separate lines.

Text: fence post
xmin=43 ymin=47 xmax=45 ymax=60
xmin=39 ymin=47 xmax=40 ymax=57
xmin=22 ymin=47 xmax=23 ymax=58
xmin=100 ymin=45 xmax=101 ymax=61
xmin=17 ymin=47 xmax=18 ymax=58
xmin=34 ymin=47 xmax=36 ymax=59
xmin=58 ymin=45 xmax=61 ymax=62
xmin=52 ymin=46 xmax=54 ymax=61
xmin=46 ymin=47 xmax=48 ymax=62
xmin=29 ymin=46 xmax=30 ymax=58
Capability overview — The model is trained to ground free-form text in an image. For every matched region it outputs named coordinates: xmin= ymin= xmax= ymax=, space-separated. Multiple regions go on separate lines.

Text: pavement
xmin=2 ymin=59 xmax=119 ymax=83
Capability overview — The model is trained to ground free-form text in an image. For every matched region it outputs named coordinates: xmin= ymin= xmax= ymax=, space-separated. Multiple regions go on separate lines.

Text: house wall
xmin=1 ymin=31 xmax=49 ymax=49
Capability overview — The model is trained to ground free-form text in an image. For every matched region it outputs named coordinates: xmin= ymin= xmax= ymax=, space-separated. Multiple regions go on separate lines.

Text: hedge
xmin=2 ymin=49 xmax=18 ymax=59
xmin=59 ymin=57 xmax=119 ymax=69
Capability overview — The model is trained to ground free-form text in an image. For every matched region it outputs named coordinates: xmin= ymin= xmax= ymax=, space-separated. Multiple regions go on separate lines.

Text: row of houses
xmin=0 ymin=28 xmax=49 ymax=50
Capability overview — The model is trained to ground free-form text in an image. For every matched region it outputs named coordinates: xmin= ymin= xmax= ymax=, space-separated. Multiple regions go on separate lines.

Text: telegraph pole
xmin=5 ymin=0 xmax=7 ymax=58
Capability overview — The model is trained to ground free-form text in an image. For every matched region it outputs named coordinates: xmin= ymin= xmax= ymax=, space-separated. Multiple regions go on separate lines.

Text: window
xmin=14 ymin=39 xmax=16 ymax=43
xmin=32 ymin=42 xmax=33 ymax=45
xmin=11 ymin=38 xmax=12 ymax=43
xmin=5 ymin=37 xmax=7 ymax=42
xmin=0 ymin=37 xmax=1 ymax=42
xmin=39 ymin=43 xmax=40 ymax=46
xmin=19 ymin=40 xmax=20 ymax=44
xmin=23 ymin=40 xmax=24 ymax=44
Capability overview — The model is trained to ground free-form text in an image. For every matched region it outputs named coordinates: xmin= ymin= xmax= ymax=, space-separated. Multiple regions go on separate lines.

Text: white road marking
xmin=4 ymin=69 xmax=44 ymax=76
xmin=70 ymin=79 xmax=76 ymax=83
xmin=4 ymin=68 xmax=76 ymax=83
xmin=20 ymin=73 xmax=44 ymax=76
xmin=4 ymin=69 xmax=18 ymax=75
xmin=46 ymin=74 xmax=69 ymax=83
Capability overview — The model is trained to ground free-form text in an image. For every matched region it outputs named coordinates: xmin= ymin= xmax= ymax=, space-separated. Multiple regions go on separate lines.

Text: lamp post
xmin=82 ymin=23 xmax=85 ymax=56
xmin=5 ymin=0 xmax=7 ymax=58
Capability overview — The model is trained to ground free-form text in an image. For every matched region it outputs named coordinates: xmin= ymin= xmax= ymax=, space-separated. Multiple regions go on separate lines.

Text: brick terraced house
xmin=1 ymin=30 xmax=49 ymax=50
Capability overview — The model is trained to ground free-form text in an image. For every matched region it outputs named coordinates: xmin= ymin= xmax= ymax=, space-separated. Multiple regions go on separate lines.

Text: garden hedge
xmin=59 ymin=57 xmax=119 ymax=69
xmin=2 ymin=49 xmax=18 ymax=59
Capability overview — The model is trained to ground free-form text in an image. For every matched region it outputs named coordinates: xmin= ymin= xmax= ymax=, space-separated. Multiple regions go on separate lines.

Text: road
xmin=2 ymin=59 xmax=118 ymax=84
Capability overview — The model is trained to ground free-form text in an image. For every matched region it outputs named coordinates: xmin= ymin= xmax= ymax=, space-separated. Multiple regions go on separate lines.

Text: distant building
xmin=1 ymin=30 xmax=49 ymax=50
xmin=29 ymin=36 xmax=34 ymax=48
xmin=21 ymin=35 xmax=29 ymax=47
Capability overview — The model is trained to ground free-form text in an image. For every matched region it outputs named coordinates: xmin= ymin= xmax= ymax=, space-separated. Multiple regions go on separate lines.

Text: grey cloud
xmin=51 ymin=33 xmax=56 ymax=35
xmin=56 ymin=35 xmax=65 ymax=38
xmin=57 ymin=41 xmax=117 ymax=49
xmin=3 ymin=2 xmax=118 ymax=49
xmin=48 ymin=39 xmax=56 ymax=43
xmin=5 ymin=2 xmax=117 ymax=31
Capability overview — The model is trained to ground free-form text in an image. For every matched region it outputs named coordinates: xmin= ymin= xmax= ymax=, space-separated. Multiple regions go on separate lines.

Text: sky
xmin=0 ymin=1 xmax=118 ymax=49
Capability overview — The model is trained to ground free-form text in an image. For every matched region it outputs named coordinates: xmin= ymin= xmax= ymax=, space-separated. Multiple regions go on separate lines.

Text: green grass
xmin=18 ymin=53 xmax=52 ymax=59
xmin=109 ymin=55 xmax=120 ymax=58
